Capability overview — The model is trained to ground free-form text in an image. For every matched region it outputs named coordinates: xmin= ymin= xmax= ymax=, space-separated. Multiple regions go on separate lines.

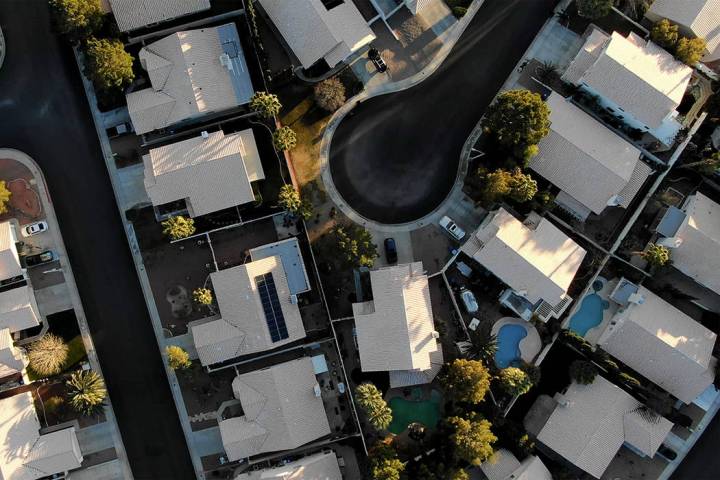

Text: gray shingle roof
xmin=646 ymin=0 xmax=720 ymax=60
xmin=0 ymin=327 xmax=25 ymax=378
xmin=0 ymin=221 xmax=22 ymax=281
xmin=0 ymin=286 xmax=40 ymax=333
xmin=219 ymin=358 xmax=331 ymax=461
xmin=109 ymin=0 xmax=211 ymax=32
xmin=233 ymin=451 xmax=342 ymax=480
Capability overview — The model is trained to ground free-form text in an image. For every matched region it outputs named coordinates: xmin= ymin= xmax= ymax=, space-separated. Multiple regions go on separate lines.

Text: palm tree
xmin=28 ymin=334 xmax=68 ymax=377
xmin=66 ymin=370 xmax=107 ymax=416
xmin=465 ymin=319 xmax=497 ymax=364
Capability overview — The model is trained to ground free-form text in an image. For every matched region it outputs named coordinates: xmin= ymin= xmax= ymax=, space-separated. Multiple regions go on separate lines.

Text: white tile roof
xmin=481 ymin=450 xmax=552 ymax=480
xmin=0 ymin=327 xmax=25 ymax=378
xmin=646 ymin=0 xmax=720 ymax=61
xmin=562 ymin=31 xmax=693 ymax=129
xmin=127 ymin=24 xmax=250 ymax=134
xmin=598 ymin=286 xmax=716 ymax=403
xmin=192 ymin=256 xmax=306 ymax=366
xmin=233 ymin=451 xmax=342 ymax=480
xmin=0 ymin=392 xmax=83 ymax=480
xmin=0 ymin=285 xmax=40 ymax=333
xmin=259 ymin=0 xmax=375 ymax=69
xmin=109 ymin=0 xmax=210 ymax=32
xmin=672 ymin=193 xmax=720 ymax=296
xmin=0 ymin=222 xmax=22 ymax=281
xmin=143 ymin=129 xmax=264 ymax=216
xmin=531 ymin=93 xmax=650 ymax=214
xmin=219 ymin=357 xmax=331 ymax=461
xmin=538 ymin=376 xmax=672 ymax=479
xmin=461 ymin=209 xmax=586 ymax=307
xmin=352 ymin=262 xmax=442 ymax=378
xmin=389 ymin=343 xmax=444 ymax=388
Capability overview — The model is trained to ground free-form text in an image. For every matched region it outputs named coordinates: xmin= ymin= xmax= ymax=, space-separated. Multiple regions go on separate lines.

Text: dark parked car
xmin=384 ymin=238 xmax=398 ymax=264
xmin=24 ymin=250 xmax=55 ymax=267
xmin=368 ymin=48 xmax=388 ymax=73
xmin=657 ymin=444 xmax=677 ymax=461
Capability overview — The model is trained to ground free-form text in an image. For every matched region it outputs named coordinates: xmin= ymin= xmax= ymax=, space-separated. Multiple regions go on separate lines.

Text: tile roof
xmin=0 ymin=327 xmax=25 ymax=378
xmin=127 ymin=24 xmax=253 ymax=134
xmin=537 ymin=376 xmax=672 ymax=479
xmin=0 ymin=392 xmax=83 ymax=480
xmin=0 ymin=285 xmax=40 ymax=333
xmin=0 ymin=222 xmax=22 ymax=281
xmin=646 ymin=0 xmax=720 ymax=60
xmin=143 ymin=129 xmax=264 ymax=216
xmin=599 ymin=286 xmax=716 ymax=403
xmin=672 ymin=193 xmax=720 ymax=295
xmin=249 ymin=238 xmax=310 ymax=295
xmin=461 ymin=209 xmax=586 ymax=307
xmin=233 ymin=451 xmax=342 ymax=479
xmin=109 ymin=0 xmax=210 ymax=31
xmin=192 ymin=256 xmax=306 ymax=366
xmin=562 ymin=31 xmax=693 ymax=129
xmin=480 ymin=450 xmax=553 ymax=480
xmin=219 ymin=357 xmax=331 ymax=461
xmin=531 ymin=93 xmax=650 ymax=214
xmin=259 ymin=0 xmax=375 ymax=69
xmin=352 ymin=263 xmax=442 ymax=377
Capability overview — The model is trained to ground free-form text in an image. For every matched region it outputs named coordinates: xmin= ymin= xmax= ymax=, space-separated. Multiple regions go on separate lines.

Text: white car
xmin=21 ymin=221 xmax=48 ymax=237
xmin=460 ymin=289 xmax=479 ymax=313
xmin=439 ymin=216 xmax=465 ymax=241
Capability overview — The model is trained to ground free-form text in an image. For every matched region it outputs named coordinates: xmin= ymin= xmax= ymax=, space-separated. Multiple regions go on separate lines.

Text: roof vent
xmin=290 ymin=294 xmax=298 ymax=304
xmin=431 ymin=331 xmax=440 ymax=339
xmin=201 ymin=131 xmax=209 ymax=139
xmin=219 ymin=53 xmax=234 ymax=71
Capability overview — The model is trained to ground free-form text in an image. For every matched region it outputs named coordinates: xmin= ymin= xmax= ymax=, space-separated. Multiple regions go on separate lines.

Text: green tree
xmin=277 ymin=184 xmax=312 ymax=219
xmin=0 ymin=180 xmax=12 ymax=214
xmin=675 ymin=37 xmax=706 ymax=65
xmin=314 ymin=77 xmax=346 ymax=112
xmin=576 ymin=0 xmax=614 ymax=19
xmin=448 ymin=413 xmax=497 ymax=466
xmin=28 ymin=334 xmax=69 ymax=377
xmin=332 ymin=225 xmax=378 ymax=268
xmin=639 ymin=243 xmax=670 ymax=268
xmin=273 ymin=126 xmax=297 ymax=151
xmin=448 ymin=469 xmax=470 ymax=480
xmin=680 ymin=152 xmax=720 ymax=175
xmin=650 ymin=19 xmax=679 ymax=49
xmin=508 ymin=168 xmax=538 ymax=203
xmin=162 ymin=215 xmax=195 ymax=240
xmin=44 ymin=396 xmax=65 ymax=415
xmin=369 ymin=442 xmax=405 ymax=480
xmin=498 ymin=367 xmax=533 ymax=396
xmin=66 ymin=370 xmax=107 ymax=416
xmin=481 ymin=90 xmax=550 ymax=149
xmin=443 ymin=359 xmax=491 ymax=404
xmin=83 ymin=37 xmax=134 ymax=92
xmin=192 ymin=287 xmax=213 ymax=306
xmin=165 ymin=345 xmax=191 ymax=370
xmin=355 ymin=383 xmax=393 ymax=431
xmin=49 ymin=0 xmax=103 ymax=39
xmin=569 ymin=360 xmax=598 ymax=385
xmin=480 ymin=168 xmax=512 ymax=204
xmin=250 ymin=91 xmax=281 ymax=118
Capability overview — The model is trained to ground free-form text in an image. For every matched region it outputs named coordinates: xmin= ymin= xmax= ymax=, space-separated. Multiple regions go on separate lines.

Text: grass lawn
xmin=27 ymin=335 xmax=88 ymax=381
xmin=280 ymin=97 xmax=331 ymax=188
xmin=387 ymin=393 xmax=442 ymax=434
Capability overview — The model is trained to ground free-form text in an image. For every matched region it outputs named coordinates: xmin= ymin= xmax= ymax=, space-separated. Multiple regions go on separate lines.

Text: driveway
xmin=0 ymin=2 xmax=195 ymax=479
xmin=329 ymin=0 xmax=556 ymax=224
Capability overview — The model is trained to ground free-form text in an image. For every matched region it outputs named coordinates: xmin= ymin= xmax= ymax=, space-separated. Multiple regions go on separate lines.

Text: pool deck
xmin=491 ymin=317 xmax=542 ymax=365
xmin=563 ymin=277 xmax=621 ymax=345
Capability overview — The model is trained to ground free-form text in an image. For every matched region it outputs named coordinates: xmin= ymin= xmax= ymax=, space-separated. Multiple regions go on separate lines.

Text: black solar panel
xmin=255 ymin=273 xmax=289 ymax=342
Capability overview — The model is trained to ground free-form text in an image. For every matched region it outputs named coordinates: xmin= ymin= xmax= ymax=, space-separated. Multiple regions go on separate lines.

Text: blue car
xmin=384 ymin=238 xmax=398 ymax=264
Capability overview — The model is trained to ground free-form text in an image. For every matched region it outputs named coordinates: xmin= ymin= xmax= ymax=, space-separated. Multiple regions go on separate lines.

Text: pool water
xmin=495 ymin=324 xmax=527 ymax=368
xmin=387 ymin=390 xmax=442 ymax=434
xmin=568 ymin=293 xmax=609 ymax=337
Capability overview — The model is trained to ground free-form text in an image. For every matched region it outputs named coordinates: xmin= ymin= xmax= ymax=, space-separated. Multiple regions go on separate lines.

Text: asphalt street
xmin=0 ymin=2 xmax=195 ymax=478
xmin=329 ymin=0 xmax=556 ymax=224
xmin=671 ymin=412 xmax=720 ymax=479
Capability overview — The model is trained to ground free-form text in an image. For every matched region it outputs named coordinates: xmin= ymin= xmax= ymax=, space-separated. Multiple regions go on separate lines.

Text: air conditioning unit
xmin=290 ymin=294 xmax=298 ymax=304
xmin=201 ymin=131 xmax=209 ymax=139
xmin=219 ymin=53 xmax=234 ymax=71
xmin=313 ymin=383 xmax=322 ymax=397
xmin=431 ymin=331 xmax=440 ymax=339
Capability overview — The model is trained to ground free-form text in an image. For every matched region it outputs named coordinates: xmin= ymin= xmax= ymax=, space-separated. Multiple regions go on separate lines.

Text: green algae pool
xmin=387 ymin=390 xmax=442 ymax=434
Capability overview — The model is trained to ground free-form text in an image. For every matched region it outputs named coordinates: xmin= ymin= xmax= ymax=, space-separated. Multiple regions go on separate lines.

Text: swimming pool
xmin=387 ymin=390 xmax=442 ymax=434
xmin=568 ymin=293 xmax=609 ymax=337
xmin=495 ymin=324 xmax=528 ymax=368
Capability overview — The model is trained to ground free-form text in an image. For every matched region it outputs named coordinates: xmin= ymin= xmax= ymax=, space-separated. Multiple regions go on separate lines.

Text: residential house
xmin=126 ymin=24 xmax=254 ymax=135
xmin=259 ymin=0 xmax=375 ymax=70
xmin=479 ymin=449 xmax=552 ymax=480
xmin=530 ymin=92 xmax=651 ymax=221
xmin=0 ymin=392 xmax=83 ymax=480
xmin=352 ymin=262 xmax=443 ymax=389
xmin=461 ymin=209 xmax=587 ymax=321
xmin=0 ymin=285 xmax=41 ymax=333
xmin=536 ymin=376 xmax=673 ymax=479
xmin=143 ymin=129 xmax=265 ymax=217
xmin=0 ymin=220 xmax=23 ymax=282
xmin=106 ymin=0 xmax=211 ymax=32
xmin=233 ymin=451 xmax=342 ymax=479
xmin=656 ymin=192 xmax=720 ymax=297
xmin=0 ymin=327 xmax=25 ymax=383
xmin=192 ymin=253 xmax=307 ymax=366
xmin=562 ymin=29 xmax=693 ymax=146
xmin=596 ymin=284 xmax=716 ymax=404
xmin=219 ymin=357 xmax=331 ymax=461
xmin=645 ymin=0 xmax=720 ymax=66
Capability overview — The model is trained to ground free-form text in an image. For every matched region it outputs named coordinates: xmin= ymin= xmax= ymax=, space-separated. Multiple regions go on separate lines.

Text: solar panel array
xmin=255 ymin=273 xmax=289 ymax=342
